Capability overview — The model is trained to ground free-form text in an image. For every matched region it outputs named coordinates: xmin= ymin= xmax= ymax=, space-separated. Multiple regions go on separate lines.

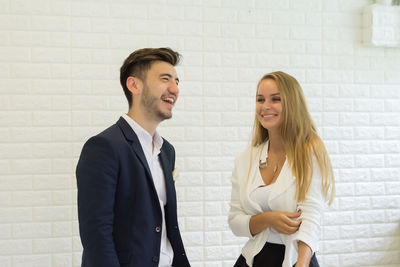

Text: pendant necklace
xmin=259 ymin=154 xmax=285 ymax=173
xmin=259 ymin=159 xmax=278 ymax=172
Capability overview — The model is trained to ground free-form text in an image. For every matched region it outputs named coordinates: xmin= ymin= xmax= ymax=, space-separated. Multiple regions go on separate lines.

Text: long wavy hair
xmin=251 ymin=71 xmax=335 ymax=204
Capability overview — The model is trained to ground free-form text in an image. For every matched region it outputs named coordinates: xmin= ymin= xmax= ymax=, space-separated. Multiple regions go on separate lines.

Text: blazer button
xmin=152 ymin=256 xmax=159 ymax=262
xmin=155 ymin=226 xmax=161 ymax=233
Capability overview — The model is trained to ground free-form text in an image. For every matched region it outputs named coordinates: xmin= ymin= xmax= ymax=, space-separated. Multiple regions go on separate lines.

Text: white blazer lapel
xmin=268 ymin=158 xmax=296 ymax=202
xmin=243 ymin=144 xmax=266 ymax=214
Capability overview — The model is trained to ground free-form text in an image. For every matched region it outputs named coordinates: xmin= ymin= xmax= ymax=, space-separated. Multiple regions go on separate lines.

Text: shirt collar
xmin=122 ymin=114 xmax=163 ymax=154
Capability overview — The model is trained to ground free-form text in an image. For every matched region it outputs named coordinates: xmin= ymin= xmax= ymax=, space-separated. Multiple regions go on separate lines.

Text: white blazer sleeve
xmin=293 ymin=159 xmax=326 ymax=253
xmin=228 ymin=156 xmax=254 ymax=239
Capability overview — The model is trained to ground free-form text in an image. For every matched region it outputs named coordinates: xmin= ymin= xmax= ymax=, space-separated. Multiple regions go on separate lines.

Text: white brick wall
xmin=0 ymin=0 xmax=399 ymax=266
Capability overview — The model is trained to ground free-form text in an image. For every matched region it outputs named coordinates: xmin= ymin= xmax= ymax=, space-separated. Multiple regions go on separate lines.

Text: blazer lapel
xmin=254 ymin=141 xmax=296 ymax=202
xmin=268 ymin=159 xmax=296 ymax=202
xmin=159 ymin=149 xmax=177 ymax=210
xmin=116 ymin=117 xmax=152 ymax=179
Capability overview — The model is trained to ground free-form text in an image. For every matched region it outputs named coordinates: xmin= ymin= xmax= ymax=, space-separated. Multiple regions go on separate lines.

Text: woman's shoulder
xmin=234 ymin=143 xmax=265 ymax=162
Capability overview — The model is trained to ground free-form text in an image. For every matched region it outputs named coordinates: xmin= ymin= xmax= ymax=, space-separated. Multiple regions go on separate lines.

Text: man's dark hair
xmin=120 ymin=47 xmax=181 ymax=108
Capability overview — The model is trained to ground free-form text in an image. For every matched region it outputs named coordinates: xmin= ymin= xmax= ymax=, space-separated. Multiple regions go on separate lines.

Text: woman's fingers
xmin=286 ymin=210 xmax=302 ymax=218
xmin=272 ymin=211 xmax=302 ymax=234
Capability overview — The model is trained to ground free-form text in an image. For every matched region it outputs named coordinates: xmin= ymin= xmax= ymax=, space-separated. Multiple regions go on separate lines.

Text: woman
xmin=228 ymin=71 xmax=335 ymax=267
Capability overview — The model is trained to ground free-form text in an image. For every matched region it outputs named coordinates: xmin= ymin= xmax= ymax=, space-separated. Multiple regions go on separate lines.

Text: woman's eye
xmin=272 ymin=97 xmax=281 ymax=102
xmin=256 ymin=98 xmax=264 ymax=103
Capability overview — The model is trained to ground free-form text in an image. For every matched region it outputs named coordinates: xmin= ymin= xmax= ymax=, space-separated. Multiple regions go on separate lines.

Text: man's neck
xmin=127 ymin=110 xmax=158 ymax=137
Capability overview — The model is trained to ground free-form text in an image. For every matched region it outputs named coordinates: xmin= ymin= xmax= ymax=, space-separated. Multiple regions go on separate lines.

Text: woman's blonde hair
xmin=251 ymin=71 xmax=335 ymax=204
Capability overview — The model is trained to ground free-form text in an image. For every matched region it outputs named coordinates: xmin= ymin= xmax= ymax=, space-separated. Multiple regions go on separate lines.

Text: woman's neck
xmin=268 ymin=131 xmax=285 ymax=154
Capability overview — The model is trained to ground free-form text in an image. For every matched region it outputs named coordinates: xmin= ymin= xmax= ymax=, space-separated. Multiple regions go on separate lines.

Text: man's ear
xmin=126 ymin=76 xmax=143 ymax=96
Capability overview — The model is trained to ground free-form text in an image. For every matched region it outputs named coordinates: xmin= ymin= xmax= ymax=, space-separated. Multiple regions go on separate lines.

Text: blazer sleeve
xmin=228 ymin=155 xmax=254 ymax=239
xmin=293 ymin=159 xmax=326 ymax=253
xmin=76 ymin=135 xmax=120 ymax=267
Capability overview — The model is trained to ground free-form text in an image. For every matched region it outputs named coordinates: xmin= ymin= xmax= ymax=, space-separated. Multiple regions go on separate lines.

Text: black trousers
xmin=233 ymin=242 xmax=319 ymax=267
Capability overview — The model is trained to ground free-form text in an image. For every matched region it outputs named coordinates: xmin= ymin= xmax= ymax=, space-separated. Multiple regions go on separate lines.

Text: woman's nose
xmin=263 ymin=101 xmax=270 ymax=110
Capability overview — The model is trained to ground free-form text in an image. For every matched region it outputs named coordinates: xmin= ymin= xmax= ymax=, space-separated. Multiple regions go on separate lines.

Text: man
xmin=76 ymin=48 xmax=190 ymax=267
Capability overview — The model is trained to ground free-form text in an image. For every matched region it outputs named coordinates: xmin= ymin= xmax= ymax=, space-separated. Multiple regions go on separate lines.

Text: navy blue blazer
xmin=76 ymin=117 xmax=190 ymax=267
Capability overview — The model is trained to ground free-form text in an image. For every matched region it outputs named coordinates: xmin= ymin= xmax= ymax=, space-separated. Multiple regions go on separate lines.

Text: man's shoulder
xmin=83 ymin=122 xmax=125 ymax=148
xmin=98 ymin=123 xmax=121 ymax=137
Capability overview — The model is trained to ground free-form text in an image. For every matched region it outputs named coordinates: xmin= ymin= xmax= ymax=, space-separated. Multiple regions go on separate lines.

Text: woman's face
xmin=256 ymin=79 xmax=283 ymax=132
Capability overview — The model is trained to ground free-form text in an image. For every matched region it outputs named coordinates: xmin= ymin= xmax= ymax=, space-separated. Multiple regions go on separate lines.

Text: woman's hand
xmin=266 ymin=210 xmax=302 ymax=234
xmin=249 ymin=210 xmax=301 ymax=236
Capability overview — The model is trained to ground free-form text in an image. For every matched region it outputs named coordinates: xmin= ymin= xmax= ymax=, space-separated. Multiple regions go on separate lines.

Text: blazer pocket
xmin=117 ymin=251 xmax=132 ymax=264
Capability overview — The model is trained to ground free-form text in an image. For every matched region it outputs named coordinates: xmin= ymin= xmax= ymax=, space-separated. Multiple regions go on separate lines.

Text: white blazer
xmin=228 ymin=142 xmax=326 ymax=267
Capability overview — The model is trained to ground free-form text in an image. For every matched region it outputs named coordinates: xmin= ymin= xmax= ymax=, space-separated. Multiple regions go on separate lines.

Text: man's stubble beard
xmin=141 ymin=84 xmax=172 ymax=122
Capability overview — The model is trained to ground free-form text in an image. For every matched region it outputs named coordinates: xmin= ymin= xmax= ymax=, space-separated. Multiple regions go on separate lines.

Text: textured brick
xmin=339 ymin=196 xmax=370 ymax=210
xmin=12 ymin=191 xmax=52 ymax=206
xmin=371 ymin=168 xmax=400 ymax=182
xmin=339 ymin=112 xmax=369 ymax=126
xmin=371 ymin=196 xmax=400 ymax=209
xmin=355 ymin=182 xmax=385 ymax=196
xmin=319 ymin=254 xmax=339 ymax=267
xmin=371 ymin=85 xmax=400 ymax=98
xmin=52 ymin=190 xmax=73 ymax=206
xmin=0 ymin=256 xmax=11 ymax=267
xmin=0 ymin=1 xmax=399 ymax=266
xmin=33 ymin=237 xmax=72 ymax=253
xmin=182 ymin=232 xmax=203 ymax=246
xmin=340 ymin=224 xmax=370 ymax=239
xmin=322 ymin=239 xmax=355 ymax=254
xmin=323 ymin=211 xmax=354 ymax=225
xmin=53 ymin=253 xmax=73 ymax=267
xmin=0 ymin=47 xmax=30 ymax=62
xmin=355 ymin=210 xmax=385 ymax=224
xmin=339 ymin=140 xmax=369 ymax=154
xmin=354 ymin=127 xmax=384 ymax=140
xmin=385 ymin=182 xmax=400 ymax=195
xmin=13 ymin=255 xmax=50 ymax=267
xmin=1 ymin=239 xmax=32 ymax=255
xmin=33 ymin=206 xmax=72 ymax=222
xmin=12 ymin=223 xmax=51 ymax=238
xmin=12 ymin=63 xmax=50 ymax=78
xmin=11 ymin=159 xmax=51 ymax=175
xmin=323 ymin=127 xmax=353 ymax=140
xmin=339 ymin=252 xmax=371 ymax=266
xmin=355 ymin=155 xmax=384 ymax=168
xmin=355 ymin=99 xmax=384 ymax=112
xmin=185 ymin=217 xmax=204 ymax=231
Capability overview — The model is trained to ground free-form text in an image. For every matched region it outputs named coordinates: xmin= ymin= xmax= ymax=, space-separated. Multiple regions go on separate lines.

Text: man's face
xmin=140 ymin=61 xmax=179 ymax=122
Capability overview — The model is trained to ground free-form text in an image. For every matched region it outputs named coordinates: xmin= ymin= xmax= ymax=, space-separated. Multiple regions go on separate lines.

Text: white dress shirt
xmin=122 ymin=114 xmax=174 ymax=267
xmin=250 ymin=183 xmax=284 ymax=245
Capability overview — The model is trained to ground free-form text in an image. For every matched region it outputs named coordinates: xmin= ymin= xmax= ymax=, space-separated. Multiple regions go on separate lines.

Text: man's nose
xmin=169 ymin=81 xmax=179 ymax=94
